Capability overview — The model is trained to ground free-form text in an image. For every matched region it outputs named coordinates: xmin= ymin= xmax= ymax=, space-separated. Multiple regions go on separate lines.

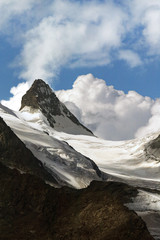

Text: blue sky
xmin=1 ymin=40 xmax=160 ymax=101
xmin=1 ymin=41 xmax=160 ymax=99
xmin=0 ymin=0 xmax=160 ymax=100
xmin=57 ymin=60 xmax=160 ymax=99
xmin=1 ymin=0 xmax=160 ymax=140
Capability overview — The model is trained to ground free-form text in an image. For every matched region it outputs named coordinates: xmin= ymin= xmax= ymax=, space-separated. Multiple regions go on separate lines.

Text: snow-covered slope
xmin=55 ymin=132 xmax=160 ymax=189
xmin=0 ymin=103 xmax=102 ymax=189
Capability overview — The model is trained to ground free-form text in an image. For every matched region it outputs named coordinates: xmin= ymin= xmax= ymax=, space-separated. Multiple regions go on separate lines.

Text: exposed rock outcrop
xmin=145 ymin=134 xmax=160 ymax=161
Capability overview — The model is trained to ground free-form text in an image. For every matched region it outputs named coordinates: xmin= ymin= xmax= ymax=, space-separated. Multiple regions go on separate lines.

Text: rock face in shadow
xmin=20 ymin=79 xmax=93 ymax=135
xmin=145 ymin=134 xmax=160 ymax=161
xmin=0 ymin=117 xmax=58 ymax=186
xmin=0 ymin=162 xmax=154 ymax=240
xmin=149 ymin=134 xmax=160 ymax=149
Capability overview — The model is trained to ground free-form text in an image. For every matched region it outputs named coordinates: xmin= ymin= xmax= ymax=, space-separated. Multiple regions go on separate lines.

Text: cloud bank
xmin=1 ymin=82 xmax=29 ymax=111
xmin=56 ymin=74 xmax=160 ymax=140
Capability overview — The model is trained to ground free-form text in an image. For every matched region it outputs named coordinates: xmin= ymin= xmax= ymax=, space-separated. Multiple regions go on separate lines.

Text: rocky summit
xmin=20 ymin=79 xmax=93 ymax=135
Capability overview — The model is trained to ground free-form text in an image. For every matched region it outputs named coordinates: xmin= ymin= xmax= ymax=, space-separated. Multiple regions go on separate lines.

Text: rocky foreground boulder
xmin=0 ymin=162 xmax=153 ymax=240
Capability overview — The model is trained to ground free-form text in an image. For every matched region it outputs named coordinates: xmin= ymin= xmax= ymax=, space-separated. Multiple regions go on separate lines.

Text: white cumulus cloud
xmin=56 ymin=74 xmax=155 ymax=140
xmin=135 ymin=99 xmax=160 ymax=138
xmin=1 ymin=82 xmax=29 ymax=111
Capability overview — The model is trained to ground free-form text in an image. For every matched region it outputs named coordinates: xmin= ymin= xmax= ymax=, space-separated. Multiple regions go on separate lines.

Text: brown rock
xmin=0 ymin=163 xmax=154 ymax=240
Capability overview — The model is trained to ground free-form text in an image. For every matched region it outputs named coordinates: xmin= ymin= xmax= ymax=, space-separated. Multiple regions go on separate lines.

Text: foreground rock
xmin=0 ymin=163 xmax=153 ymax=240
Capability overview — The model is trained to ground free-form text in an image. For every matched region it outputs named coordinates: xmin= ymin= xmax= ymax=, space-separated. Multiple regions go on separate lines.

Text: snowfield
xmin=56 ymin=132 xmax=160 ymax=189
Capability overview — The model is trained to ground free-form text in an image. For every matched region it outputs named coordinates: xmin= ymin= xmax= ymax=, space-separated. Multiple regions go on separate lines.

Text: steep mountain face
xmin=0 ymin=104 xmax=103 ymax=188
xmin=20 ymin=79 xmax=93 ymax=135
xmin=0 ymin=163 xmax=154 ymax=240
xmin=0 ymin=117 xmax=58 ymax=186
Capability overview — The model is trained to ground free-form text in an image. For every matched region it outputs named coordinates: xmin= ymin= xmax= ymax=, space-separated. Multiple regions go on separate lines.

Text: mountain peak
xmin=20 ymin=79 xmax=63 ymax=117
xmin=20 ymin=79 xmax=53 ymax=110
xmin=30 ymin=79 xmax=52 ymax=95
xmin=20 ymin=79 xmax=93 ymax=135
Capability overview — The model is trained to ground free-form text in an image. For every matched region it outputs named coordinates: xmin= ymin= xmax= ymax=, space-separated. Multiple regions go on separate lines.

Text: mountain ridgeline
xmin=20 ymin=79 xmax=93 ymax=135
